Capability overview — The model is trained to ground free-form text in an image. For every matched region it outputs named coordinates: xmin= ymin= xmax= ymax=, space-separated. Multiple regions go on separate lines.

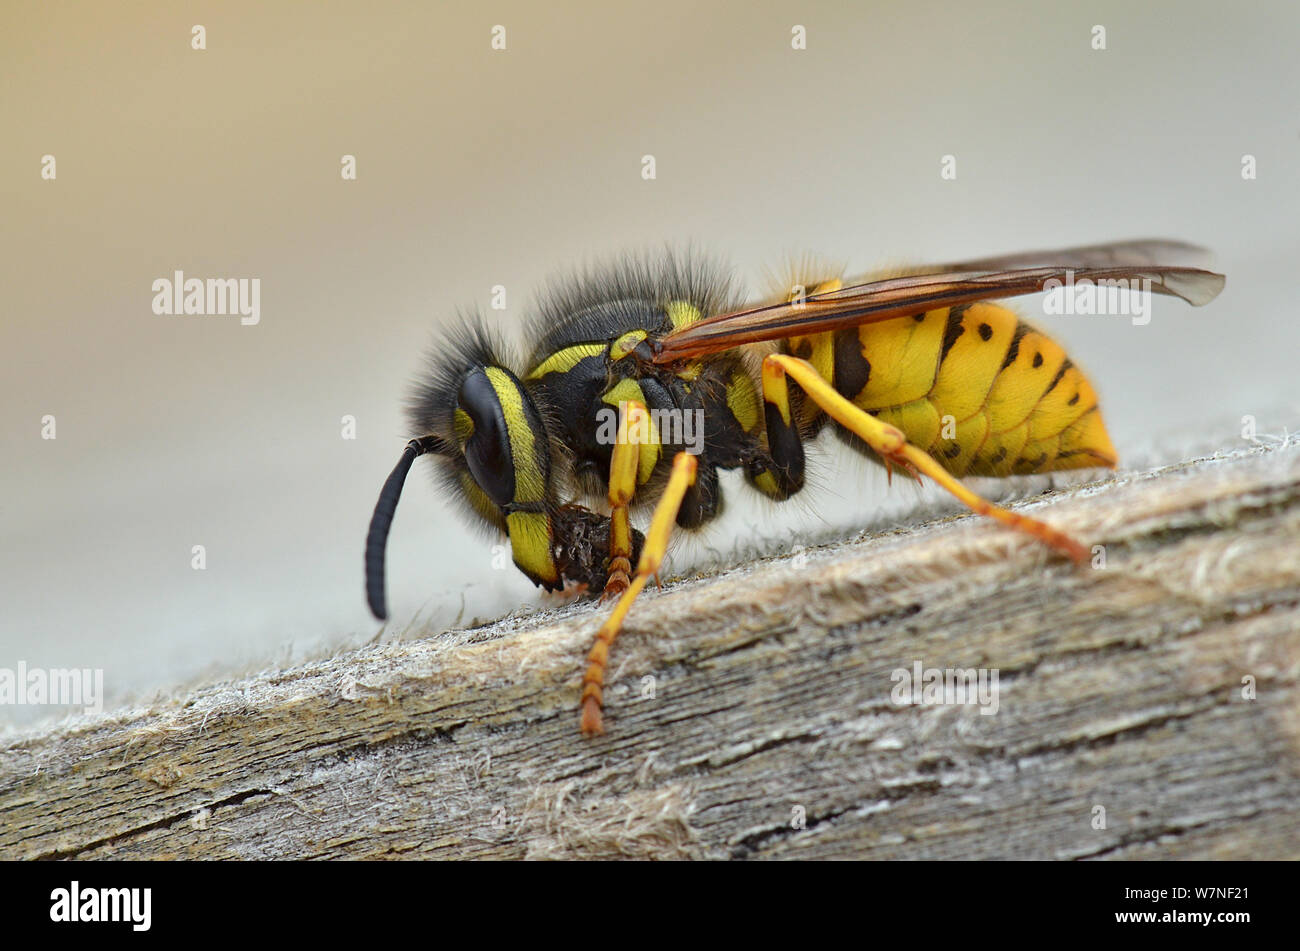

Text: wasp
xmin=365 ymin=240 xmax=1224 ymax=735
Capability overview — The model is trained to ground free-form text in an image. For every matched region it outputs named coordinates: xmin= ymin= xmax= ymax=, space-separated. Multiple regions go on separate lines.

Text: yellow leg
xmin=581 ymin=451 xmax=698 ymax=735
xmin=764 ymin=353 xmax=1089 ymax=563
xmin=603 ymin=400 xmax=648 ymax=599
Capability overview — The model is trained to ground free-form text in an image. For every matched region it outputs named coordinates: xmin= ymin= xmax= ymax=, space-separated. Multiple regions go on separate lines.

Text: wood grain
xmin=3 ymin=443 xmax=1298 ymax=860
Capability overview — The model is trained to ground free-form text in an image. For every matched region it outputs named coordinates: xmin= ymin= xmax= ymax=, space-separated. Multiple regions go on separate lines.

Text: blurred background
xmin=3 ymin=0 xmax=1297 ymax=728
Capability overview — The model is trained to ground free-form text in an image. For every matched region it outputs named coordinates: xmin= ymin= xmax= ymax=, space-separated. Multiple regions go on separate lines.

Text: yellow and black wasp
xmin=365 ymin=240 xmax=1225 ymax=735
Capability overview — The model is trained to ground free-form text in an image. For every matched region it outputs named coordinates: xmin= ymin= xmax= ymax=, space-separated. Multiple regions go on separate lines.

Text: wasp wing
xmin=654 ymin=250 xmax=1225 ymax=362
xmin=929 ymin=238 xmax=1217 ymax=272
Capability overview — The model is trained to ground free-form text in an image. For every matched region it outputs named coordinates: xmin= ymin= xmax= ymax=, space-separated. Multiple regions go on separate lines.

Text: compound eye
xmin=457 ymin=368 xmax=516 ymax=507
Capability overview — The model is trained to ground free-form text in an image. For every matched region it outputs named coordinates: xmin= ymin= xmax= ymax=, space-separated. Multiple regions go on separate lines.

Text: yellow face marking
xmin=610 ymin=330 xmax=648 ymax=360
xmin=665 ymin=300 xmax=703 ymax=329
xmin=453 ymin=407 xmax=474 ymax=446
xmin=505 ymin=511 xmax=557 ymax=584
xmin=527 ymin=343 xmax=605 ymax=380
xmin=485 ymin=366 xmax=544 ymax=504
xmin=483 ymin=367 xmax=557 ymax=583
xmin=459 ymin=472 xmax=505 ymax=529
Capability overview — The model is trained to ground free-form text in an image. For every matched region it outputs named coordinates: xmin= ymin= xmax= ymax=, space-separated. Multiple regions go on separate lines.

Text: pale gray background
xmin=3 ymin=0 xmax=1297 ymax=727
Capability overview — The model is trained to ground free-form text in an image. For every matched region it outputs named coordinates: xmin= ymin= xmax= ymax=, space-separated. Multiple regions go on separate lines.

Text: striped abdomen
xmin=788 ymin=303 xmax=1118 ymax=477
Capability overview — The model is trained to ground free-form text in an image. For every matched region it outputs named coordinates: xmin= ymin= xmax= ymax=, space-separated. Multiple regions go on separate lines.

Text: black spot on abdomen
xmin=833 ymin=328 xmax=871 ymax=399
xmin=1000 ymin=323 xmax=1029 ymax=370
xmin=1043 ymin=360 xmax=1073 ymax=396
xmin=940 ymin=306 xmax=968 ymax=363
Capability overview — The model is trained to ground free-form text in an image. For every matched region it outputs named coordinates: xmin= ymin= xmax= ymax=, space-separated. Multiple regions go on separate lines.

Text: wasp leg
xmin=602 ymin=400 xmax=649 ymax=600
xmin=758 ymin=350 xmax=807 ymax=497
xmin=581 ymin=451 xmax=698 ymax=735
xmin=764 ymin=353 xmax=1089 ymax=563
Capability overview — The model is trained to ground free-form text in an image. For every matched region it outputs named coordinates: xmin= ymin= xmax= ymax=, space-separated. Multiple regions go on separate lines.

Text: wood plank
xmin=2 ymin=443 xmax=1298 ymax=860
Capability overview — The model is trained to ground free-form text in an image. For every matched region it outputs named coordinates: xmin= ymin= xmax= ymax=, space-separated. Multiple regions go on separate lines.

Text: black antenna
xmin=365 ymin=436 xmax=448 ymax=620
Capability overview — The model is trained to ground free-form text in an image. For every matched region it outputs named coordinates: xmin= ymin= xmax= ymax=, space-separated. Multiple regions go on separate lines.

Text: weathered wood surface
xmin=2 ymin=442 xmax=1299 ymax=860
